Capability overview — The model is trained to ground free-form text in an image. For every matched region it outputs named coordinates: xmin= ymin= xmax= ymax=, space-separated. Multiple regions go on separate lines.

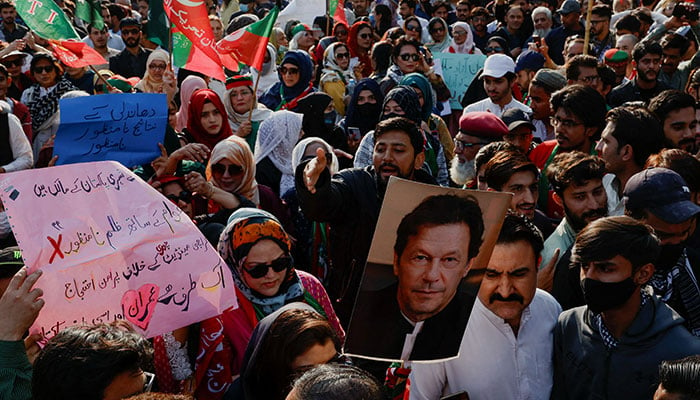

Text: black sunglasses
xmin=406 ymin=24 xmax=421 ymax=32
xmin=485 ymin=46 xmax=503 ymax=53
xmin=243 ymin=256 xmax=293 ymax=279
xmin=3 ymin=58 xmax=22 ymax=67
xmin=33 ymin=66 xmax=54 ymax=74
xmin=335 ymin=52 xmax=350 ymax=59
xmin=211 ymin=163 xmax=244 ymax=175
xmin=399 ymin=53 xmax=420 ymax=61
xmin=358 ymin=32 xmax=372 ymax=39
xmin=165 ymin=190 xmax=192 ymax=203
xmin=280 ymin=66 xmax=300 ymax=75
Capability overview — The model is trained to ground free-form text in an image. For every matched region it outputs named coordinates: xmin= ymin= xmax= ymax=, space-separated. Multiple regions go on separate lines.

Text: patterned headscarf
xmin=321 ymin=42 xmax=354 ymax=85
xmin=254 ymin=110 xmax=303 ymax=194
xmin=186 ymin=89 xmax=233 ymax=150
xmin=381 ymin=85 xmax=422 ymax=125
xmin=218 ymin=208 xmax=302 ymax=315
xmin=400 ymin=73 xmax=435 ymax=123
xmin=206 ymin=136 xmax=260 ymax=205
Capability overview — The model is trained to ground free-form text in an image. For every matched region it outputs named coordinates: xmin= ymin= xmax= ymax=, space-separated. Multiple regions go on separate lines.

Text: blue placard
xmin=54 ymin=93 xmax=167 ymax=167
xmin=432 ymin=53 xmax=487 ymax=110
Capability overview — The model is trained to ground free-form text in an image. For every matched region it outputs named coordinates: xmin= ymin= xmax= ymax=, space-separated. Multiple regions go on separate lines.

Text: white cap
xmin=482 ymin=54 xmax=515 ymax=78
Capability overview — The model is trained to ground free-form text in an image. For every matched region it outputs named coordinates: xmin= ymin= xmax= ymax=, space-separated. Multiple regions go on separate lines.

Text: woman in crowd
xmin=320 ymin=42 xmax=357 ymax=116
xmin=347 ymin=21 xmax=374 ymax=79
xmin=254 ymin=110 xmax=304 ymax=196
xmin=21 ymin=53 xmax=78 ymax=161
xmin=296 ymin=92 xmax=347 ymax=151
xmin=289 ymin=24 xmax=316 ymax=53
xmin=179 ymin=89 xmax=232 ymax=150
xmin=134 ymin=49 xmax=172 ymax=96
xmin=224 ymin=75 xmax=272 ymax=152
xmin=338 ymin=78 xmax=384 ymax=151
xmin=403 ymin=16 xmax=423 ymax=43
xmin=192 ymin=208 xmax=343 ymax=400
xmin=369 ymin=41 xmax=393 ymax=82
xmin=448 ymin=21 xmax=482 ymax=54
xmin=485 ymin=36 xmax=513 ymax=58
xmin=426 ymin=17 xmax=450 ymax=53
xmin=237 ymin=303 xmax=344 ymax=400
xmin=175 ymin=75 xmax=207 ymax=132
xmin=209 ymin=14 xmax=224 ymax=41
xmin=372 ymin=4 xmax=394 ymax=38
xmin=259 ymin=50 xmax=315 ymax=112
xmin=256 ymin=44 xmax=280 ymax=98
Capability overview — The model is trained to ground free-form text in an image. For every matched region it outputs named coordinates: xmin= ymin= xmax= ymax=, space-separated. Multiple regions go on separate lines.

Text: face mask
xmin=656 ymin=243 xmax=685 ymax=272
xmin=355 ymin=103 xmax=380 ymax=117
xmin=324 ymin=110 xmax=337 ymax=126
xmin=240 ymin=3 xmax=249 ymax=12
xmin=580 ymin=277 xmax=637 ymax=313
xmin=382 ymin=112 xmax=403 ymax=120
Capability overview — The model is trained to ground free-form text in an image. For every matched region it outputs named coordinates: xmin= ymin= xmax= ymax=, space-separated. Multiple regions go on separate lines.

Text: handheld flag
xmin=75 ymin=0 xmax=104 ymax=31
xmin=216 ymin=6 xmax=279 ymax=71
xmin=50 ymin=40 xmax=107 ymax=68
xmin=15 ymin=0 xmax=79 ymax=40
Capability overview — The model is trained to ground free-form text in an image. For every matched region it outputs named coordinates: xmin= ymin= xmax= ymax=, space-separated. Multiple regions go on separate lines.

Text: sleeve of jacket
xmin=0 ymin=340 xmax=33 ymax=400
xmin=295 ymin=161 xmax=357 ymax=224
xmin=550 ymin=318 xmax=567 ymax=400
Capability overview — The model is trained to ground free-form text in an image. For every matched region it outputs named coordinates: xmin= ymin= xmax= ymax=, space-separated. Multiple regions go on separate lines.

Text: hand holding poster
xmin=53 ymin=93 xmax=167 ymax=167
xmin=432 ymin=53 xmax=486 ymax=110
xmin=0 ymin=161 xmax=237 ymax=342
xmin=345 ymin=177 xmax=511 ymax=362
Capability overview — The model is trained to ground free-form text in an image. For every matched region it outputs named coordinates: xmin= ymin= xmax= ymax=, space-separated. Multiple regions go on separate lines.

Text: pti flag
xmin=16 ymin=0 xmax=79 ymax=40
xmin=75 ymin=0 xmax=104 ymax=31
xmin=329 ymin=0 xmax=348 ymax=27
xmin=50 ymin=40 xmax=107 ymax=68
xmin=216 ymin=6 xmax=279 ymax=71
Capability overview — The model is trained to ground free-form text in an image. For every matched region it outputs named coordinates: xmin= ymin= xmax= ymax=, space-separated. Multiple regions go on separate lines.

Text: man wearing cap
xmin=529 ymin=69 xmax=567 ymax=142
xmin=451 ymin=112 xmax=508 ymax=187
xmin=604 ymin=49 xmax=630 ymax=86
xmin=0 ymin=51 xmax=29 ymax=102
xmin=624 ymin=168 xmax=700 ymax=337
xmin=109 ymin=18 xmax=152 ymax=79
xmin=501 ymin=108 xmax=535 ymax=154
xmin=463 ymin=54 xmax=531 ymax=118
xmin=551 ymin=216 xmax=700 ymax=400
xmin=514 ymin=50 xmax=545 ymax=103
xmin=545 ymin=0 xmax=584 ymax=66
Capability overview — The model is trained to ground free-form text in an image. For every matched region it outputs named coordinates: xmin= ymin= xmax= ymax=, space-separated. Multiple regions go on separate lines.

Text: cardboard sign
xmin=432 ymin=52 xmax=486 ymax=110
xmin=0 ymin=161 xmax=237 ymax=342
xmin=53 ymin=93 xmax=167 ymax=167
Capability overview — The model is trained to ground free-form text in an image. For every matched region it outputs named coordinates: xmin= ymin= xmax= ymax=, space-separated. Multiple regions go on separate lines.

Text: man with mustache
xmin=409 ymin=214 xmax=561 ymax=399
xmin=624 ymin=168 xmax=700 ymax=336
xmin=297 ymin=117 xmax=436 ymax=325
xmin=608 ymin=41 xmax=670 ymax=107
xmin=108 ymin=18 xmax=152 ymax=79
xmin=346 ymin=194 xmax=483 ymax=361
xmin=540 ymin=152 xmax=608 ymax=310
xmin=551 ymin=216 xmax=700 ymax=400
xmin=649 ymin=90 xmax=699 ymax=155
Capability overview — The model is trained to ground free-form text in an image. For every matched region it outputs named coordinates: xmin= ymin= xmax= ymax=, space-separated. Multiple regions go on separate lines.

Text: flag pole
xmin=88 ymin=65 xmax=115 ymax=91
xmin=326 ymin=0 xmax=331 ymax=37
xmin=582 ymin=0 xmax=594 ymax=55
xmin=247 ymin=70 xmax=262 ymax=123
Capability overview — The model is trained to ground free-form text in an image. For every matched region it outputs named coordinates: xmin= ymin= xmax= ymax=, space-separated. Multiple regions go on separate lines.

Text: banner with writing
xmin=0 ymin=162 xmax=237 ymax=341
xmin=432 ymin=53 xmax=487 ymax=109
xmin=53 ymin=93 xmax=167 ymax=168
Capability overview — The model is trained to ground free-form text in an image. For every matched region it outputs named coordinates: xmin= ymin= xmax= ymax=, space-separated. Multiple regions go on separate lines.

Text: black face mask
xmin=382 ymin=112 xmax=403 ymax=120
xmin=580 ymin=277 xmax=637 ymax=313
xmin=355 ymin=102 xmax=380 ymax=117
xmin=655 ymin=243 xmax=685 ymax=272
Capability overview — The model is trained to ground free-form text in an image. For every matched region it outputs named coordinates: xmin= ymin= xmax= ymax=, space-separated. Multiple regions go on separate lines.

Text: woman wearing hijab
xmin=254 ymin=44 xmax=279 ymax=98
xmin=237 ymin=303 xmax=343 ymax=400
xmin=347 ymin=21 xmax=374 ymax=79
xmin=192 ymin=208 xmax=343 ymax=400
xmin=223 ymin=75 xmax=272 ymax=152
xmin=134 ymin=49 xmax=170 ymax=94
xmin=426 ymin=17 xmax=451 ymax=53
xmin=175 ymin=75 xmax=207 ymax=132
xmin=21 ymin=53 xmax=78 ymax=161
xmin=338 ymin=78 xmax=384 ymax=155
xmin=259 ymin=50 xmax=315 ymax=112
xmin=283 ymin=137 xmax=339 ymax=282
xmin=179 ymin=89 xmax=232 ymax=150
xmin=296 ymin=92 xmax=346 ymax=152
xmin=254 ymin=110 xmax=303 ymax=196
xmin=448 ymin=21 xmax=483 ymax=54
xmin=320 ymin=42 xmax=357 ymax=117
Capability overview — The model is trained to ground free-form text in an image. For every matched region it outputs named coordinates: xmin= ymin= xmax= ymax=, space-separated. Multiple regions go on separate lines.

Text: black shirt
xmin=109 ymin=47 xmax=152 ymax=79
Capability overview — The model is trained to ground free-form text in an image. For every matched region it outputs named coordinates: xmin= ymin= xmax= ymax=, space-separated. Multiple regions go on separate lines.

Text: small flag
xmin=75 ymin=0 xmax=104 ymax=31
xmin=216 ymin=6 xmax=279 ymax=72
xmin=49 ymin=40 xmax=107 ymax=68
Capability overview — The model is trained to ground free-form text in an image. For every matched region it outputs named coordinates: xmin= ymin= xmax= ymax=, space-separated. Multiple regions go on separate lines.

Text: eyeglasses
xmin=242 ymin=256 xmax=293 ymax=279
xmin=358 ymin=32 xmax=372 ymax=39
xmin=399 ymin=53 xmax=420 ymax=61
xmin=429 ymin=26 xmax=445 ymax=34
xmin=211 ymin=163 xmax=244 ymax=176
xmin=3 ymin=58 xmax=22 ymax=67
xmin=280 ymin=66 xmax=299 ymax=75
xmin=485 ymin=46 xmax=503 ymax=53
xmin=335 ymin=52 xmax=350 ymax=59
xmin=589 ymin=19 xmax=607 ymax=25
xmin=550 ymin=115 xmax=584 ymax=128
xmin=143 ymin=372 xmax=155 ymax=393
xmin=472 ymin=16 xmax=488 ymax=22
xmin=149 ymin=63 xmax=166 ymax=71
xmin=454 ymin=137 xmax=489 ymax=150
xmin=33 ymin=66 xmax=54 ymax=74
xmin=165 ymin=190 xmax=192 ymax=203
xmin=122 ymin=28 xmax=140 ymax=35
xmin=453 ymin=30 xmax=468 ymax=36
xmin=579 ymin=75 xmax=601 ymax=84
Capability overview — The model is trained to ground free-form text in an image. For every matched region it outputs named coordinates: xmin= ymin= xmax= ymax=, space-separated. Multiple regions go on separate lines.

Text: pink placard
xmin=0 ymin=161 xmax=237 ymax=342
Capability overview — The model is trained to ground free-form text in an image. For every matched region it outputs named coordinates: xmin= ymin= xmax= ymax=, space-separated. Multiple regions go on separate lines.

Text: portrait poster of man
xmin=345 ymin=177 xmax=511 ymax=362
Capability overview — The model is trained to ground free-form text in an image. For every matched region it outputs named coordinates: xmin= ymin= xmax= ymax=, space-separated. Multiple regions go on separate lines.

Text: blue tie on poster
xmin=53 ymin=93 xmax=167 ymax=168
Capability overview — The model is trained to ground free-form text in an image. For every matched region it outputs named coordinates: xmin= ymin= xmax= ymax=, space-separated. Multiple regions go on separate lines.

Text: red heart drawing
xmin=121 ymin=283 xmax=160 ymax=330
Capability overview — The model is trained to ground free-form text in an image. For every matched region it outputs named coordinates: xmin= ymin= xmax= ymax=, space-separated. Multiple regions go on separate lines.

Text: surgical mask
xmin=324 ymin=110 xmax=337 ymax=126
xmin=655 ymin=243 xmax=685 ymax=272
xmin=581 ymin=277 xmax=637 ymax=313
xmin=240 ymin=3 xmax=249 ymax=12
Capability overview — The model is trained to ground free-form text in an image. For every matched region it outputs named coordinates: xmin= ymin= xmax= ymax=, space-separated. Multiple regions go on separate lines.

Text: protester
xmin=448 ymin=22 xmax=481 ymax=54
xmin=179 ymin=89 xmax=232 ymax=151
xmin=223 ymin=75 xmax=272 ymax=152
xmin=320 ymin=42 xmax=357 ymax=117
xmin=286 ymin=363 xmax=385 ymax=400
xmin=109 ymin=18 xmax=151 ymax=79
xmin=259 ymin=50 xmax=315 ymax=112
xmin=255 ymin=109 xmax=303 ymax=196
xmin=174 ymin=75 xmax=207 ymax=133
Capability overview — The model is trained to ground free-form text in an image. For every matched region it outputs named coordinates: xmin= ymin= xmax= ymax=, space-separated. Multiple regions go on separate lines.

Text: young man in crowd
xmin=528 ymin=69 xmax=567 ymax=142
xmin=109 ymin=18 xmax=151 ymax=79
xmin=608 ymin=41 xmax=670 ymax=107
xmin=463 ymin=54 xmax=531 ymax=117
xmin=545 ymin=0 xmax=584 ymax=65
xmin=648 ymin=90 xmax=699 ymax=155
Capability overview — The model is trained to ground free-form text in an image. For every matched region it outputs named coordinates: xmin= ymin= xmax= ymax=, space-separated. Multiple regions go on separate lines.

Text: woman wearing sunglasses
xmin=448 ymin=21 xmax=483 ymax=55
xmin=403 ymin=16 xmax=423 ymax=43
xmin=259 ymin=50 xmax=315 ymax=112
xmin=191 ymin=208 xmax=343 ymax=400
xmin=347 ymin=21 xmax=375 ymax=79
xmin=20 ymin=53 xmax=78 ymax=162
xmin=320 ymin=42 xmax=359 ymax=117
xmin=426 ymin=17 xmax=451 ymax=53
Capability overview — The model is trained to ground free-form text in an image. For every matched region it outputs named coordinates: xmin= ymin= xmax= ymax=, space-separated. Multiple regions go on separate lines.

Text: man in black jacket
xmin=296 ymin=117 xmax=436 ymax=325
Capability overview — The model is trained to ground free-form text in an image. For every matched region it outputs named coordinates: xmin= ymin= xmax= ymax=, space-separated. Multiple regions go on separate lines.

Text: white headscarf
xmin=223 ymin=77 xmax=273 ymax=132
xmin=134 ymin=49 xmax=169 ymax=93
xmin=320 ymin=42 xmax=355 ymax=85
xmin=254 ymin=110 xmax=303 ymax=194
xmin=255 ymin=44 xmax=279 ymax=97
xmin=291 ymin=137 xmax=340 ymax=175
xmin=449 ymin=22 xmax=482 ymax=55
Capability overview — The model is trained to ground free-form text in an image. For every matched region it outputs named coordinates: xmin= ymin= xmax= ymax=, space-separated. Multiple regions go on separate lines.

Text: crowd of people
xmin=1 ymin=0 xmax=700 ymax=398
